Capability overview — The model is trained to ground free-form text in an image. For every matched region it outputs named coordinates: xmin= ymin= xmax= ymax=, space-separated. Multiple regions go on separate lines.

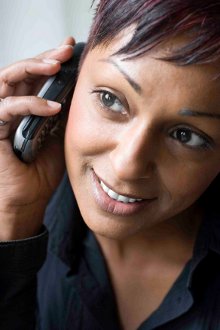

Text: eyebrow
xmin=179 ymin=108 xmax=220 ymax=120
xmin=98 ymin=59 xmax=220 ymax=119
xmin=99 ymin=59 xmax=142 ymax=94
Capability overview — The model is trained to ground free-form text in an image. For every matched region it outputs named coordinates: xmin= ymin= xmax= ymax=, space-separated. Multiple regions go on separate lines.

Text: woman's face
xmin=65 ymin=32 xmax=220 ymax=239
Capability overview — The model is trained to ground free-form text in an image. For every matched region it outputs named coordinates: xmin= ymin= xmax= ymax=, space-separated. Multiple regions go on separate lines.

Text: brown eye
xmin=170 ymin=127 xmax=211 ymax=150
xmin=175 ymin=129 xmax=192 ymax=143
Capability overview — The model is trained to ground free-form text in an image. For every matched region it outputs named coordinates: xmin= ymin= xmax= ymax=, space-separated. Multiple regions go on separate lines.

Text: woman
xmin=0 ymin=0 xmax=220 ymax=329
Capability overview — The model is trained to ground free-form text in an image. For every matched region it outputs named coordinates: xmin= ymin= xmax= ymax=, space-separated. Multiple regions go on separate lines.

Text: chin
xmin=84 ymin=219 xmax=142 ymax=240
xmin=77 ymin=204 xmax=153 ymax=240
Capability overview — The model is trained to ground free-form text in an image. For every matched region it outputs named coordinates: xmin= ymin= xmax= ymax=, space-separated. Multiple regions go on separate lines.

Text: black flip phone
xmin=13 ymin=42 xmax=85 ymax=163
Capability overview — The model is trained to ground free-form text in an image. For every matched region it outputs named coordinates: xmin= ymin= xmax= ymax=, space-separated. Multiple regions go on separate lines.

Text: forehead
xmin=88 ymin=28 xmax=220 ymax=79
xmin=84 ymin=34 xmax=220 ymax=108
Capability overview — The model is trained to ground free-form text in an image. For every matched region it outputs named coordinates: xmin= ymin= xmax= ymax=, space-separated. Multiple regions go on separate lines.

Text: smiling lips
xmin=100 ymin=180 xmax=143 ymax=203
xmin=91 ymin=170 xmax=156 ymax=215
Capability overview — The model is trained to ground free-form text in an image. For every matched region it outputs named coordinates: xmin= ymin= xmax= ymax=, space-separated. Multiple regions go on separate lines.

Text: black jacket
xmin=1 ymin=173 xmax=220 ymax=330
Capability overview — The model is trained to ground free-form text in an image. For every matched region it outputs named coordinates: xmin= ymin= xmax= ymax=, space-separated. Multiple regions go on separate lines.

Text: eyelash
xmin=91 ymin=89 xmax=127 ymax=115
xmin=91 ymin=89 xmax=214 ymax=151
xmin=168 ymin=126 xmax=213 ymax=151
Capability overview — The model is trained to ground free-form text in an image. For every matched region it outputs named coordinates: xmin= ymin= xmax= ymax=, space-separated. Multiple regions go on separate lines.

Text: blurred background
xmin=0 ymin=0 xmax=94 ymax=66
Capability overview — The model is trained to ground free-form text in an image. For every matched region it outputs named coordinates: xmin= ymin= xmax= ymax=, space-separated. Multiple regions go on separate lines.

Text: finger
xmin=0 ymin=96 xmax=61 ymax=122
xmin=59 ymin=36 xmax=76 ymax=47
xmin=36 ymin=43 xmax=74 ymax=62
xmin=0 ymin=58 xmax=61 ymax=98
xmin=36 ymin=36 xmax=75 ymax=59
xmin=0 ymin=43 xmax=75 ymax=97
xmin=15 ymin=40 xmax=74 ymax=96
xmin=0 ymin=36 xmax=75 ymax=87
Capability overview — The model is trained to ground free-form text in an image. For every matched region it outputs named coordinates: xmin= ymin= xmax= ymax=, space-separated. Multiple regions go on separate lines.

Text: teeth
xmin=108 ymin=189 xmax=119 ymax=200
xmin=117 ymin=195 xmax=129 ymax=203
xmin=100 ymin=181 xmax=109 ymax=193
xmin=100 ymin=180 xmax=143 ymax=204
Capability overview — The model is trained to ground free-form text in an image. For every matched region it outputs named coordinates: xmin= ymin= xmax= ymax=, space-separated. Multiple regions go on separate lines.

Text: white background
xmin=0 ymin=0 xmax=94 ymax=66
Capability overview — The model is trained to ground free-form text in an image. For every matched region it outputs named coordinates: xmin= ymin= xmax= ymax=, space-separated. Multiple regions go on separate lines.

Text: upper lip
xmin=94 ymin=171 xmax=157 ymax=200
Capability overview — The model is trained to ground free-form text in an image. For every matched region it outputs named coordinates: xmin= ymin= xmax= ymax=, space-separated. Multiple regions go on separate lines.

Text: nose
xmin=109 ymin=122 xmax=157 ymax=181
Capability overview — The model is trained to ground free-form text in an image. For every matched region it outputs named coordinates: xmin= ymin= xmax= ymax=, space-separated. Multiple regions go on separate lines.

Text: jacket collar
xmin=44 ymin=172 xmax=87 ymax=267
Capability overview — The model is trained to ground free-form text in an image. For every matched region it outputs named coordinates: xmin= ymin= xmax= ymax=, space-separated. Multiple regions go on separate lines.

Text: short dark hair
xmin=84 ymin=0 xmax=220 ymax=66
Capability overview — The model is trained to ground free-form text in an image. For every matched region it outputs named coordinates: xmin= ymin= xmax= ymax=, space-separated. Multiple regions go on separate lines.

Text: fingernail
xmin=43 ymin=58 xmax=60 ymax=65
xmin=47 ymin=100 xmax=61 ymax=109
xmin=57 ymin=45 xmax=74 ymax=50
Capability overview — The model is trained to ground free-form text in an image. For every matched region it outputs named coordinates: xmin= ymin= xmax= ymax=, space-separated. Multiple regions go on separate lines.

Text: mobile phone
xmin=13 ymin=42 xmax=85 ymax=163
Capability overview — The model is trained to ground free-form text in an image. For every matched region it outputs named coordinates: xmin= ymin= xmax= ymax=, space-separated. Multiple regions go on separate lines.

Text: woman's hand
xmin=0 ymin=37 xmax=75 ymax=240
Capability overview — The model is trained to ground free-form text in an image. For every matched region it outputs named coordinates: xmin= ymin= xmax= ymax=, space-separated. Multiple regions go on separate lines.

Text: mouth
xmin=91 ymin=169 xmax=156 ymax=216
xmin=100 ymin=179 xmax=143 ymax=204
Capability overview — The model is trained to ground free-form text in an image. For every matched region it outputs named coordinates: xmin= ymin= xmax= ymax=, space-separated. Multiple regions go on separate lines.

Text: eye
xmin=169 ymin=127 xmax=212 ymax=150
xmin=92 ymin=90 xmax=127 ymax=115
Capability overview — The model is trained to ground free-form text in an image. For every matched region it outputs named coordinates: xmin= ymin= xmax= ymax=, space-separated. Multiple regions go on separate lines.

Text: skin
xmin=64 ymin=32 xmax=220 ymax=328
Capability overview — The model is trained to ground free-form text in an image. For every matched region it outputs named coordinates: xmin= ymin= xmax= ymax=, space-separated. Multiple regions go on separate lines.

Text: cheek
xmin=160 ymin=159 xmax=220 ymax=209
xmin=65 ymin=85 xmax=117 ymax=159
xmin=65 ymin=92 xmax=98 ymax=155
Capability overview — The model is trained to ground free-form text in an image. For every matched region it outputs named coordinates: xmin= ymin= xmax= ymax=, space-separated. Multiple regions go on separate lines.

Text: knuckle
xmin=0 ymin=72 xmax=14 ymax=88
xmin=36 ymin=49 xmax=53 ymax=59
xmin=20 ymin=58 xmax=33 ymax=66
xmin=26 ymin=95 xmax=44 ymax=106
xmin=21 ymin=61 xmax=33 ymax=77
xmin=26 ymin=95 xmax=37 ymax=104
xmin=2 ymin=96 xmax=14 ymax=107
